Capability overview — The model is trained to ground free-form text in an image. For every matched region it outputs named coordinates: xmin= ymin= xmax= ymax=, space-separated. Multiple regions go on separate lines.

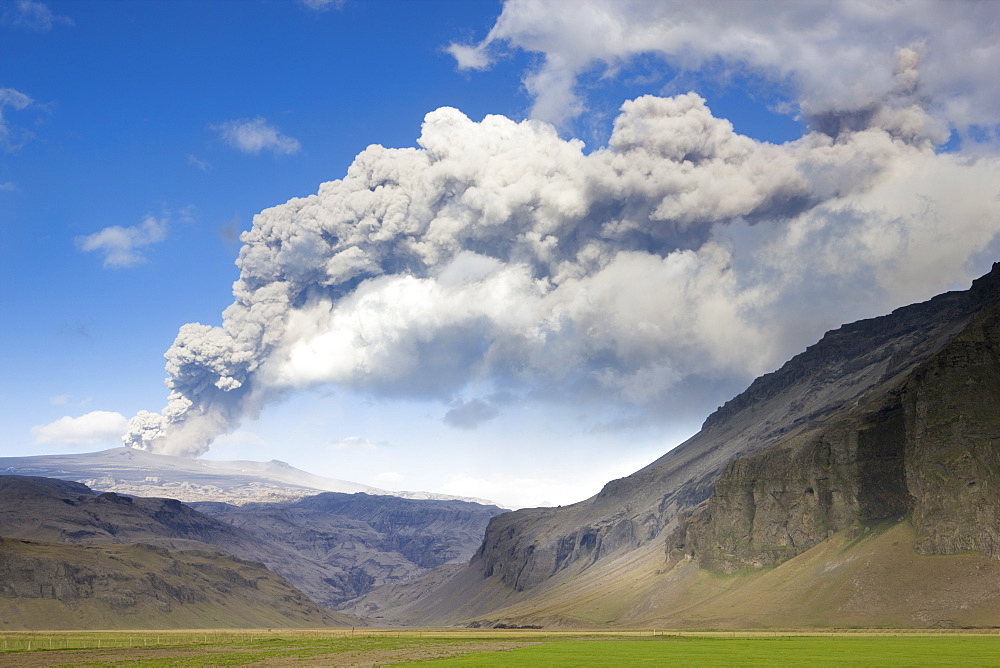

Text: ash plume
xmin=126 ymin=5 xmax=1000 ymax=456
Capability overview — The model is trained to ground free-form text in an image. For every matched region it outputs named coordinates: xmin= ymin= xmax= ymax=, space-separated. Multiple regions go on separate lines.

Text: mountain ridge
xmin=0 ymin=537 xmax=344 ymax=630
xmin=0 ymin=446 xmax=498 ymax=507
xmin=0 ymin=475 xmax=503 ymax=610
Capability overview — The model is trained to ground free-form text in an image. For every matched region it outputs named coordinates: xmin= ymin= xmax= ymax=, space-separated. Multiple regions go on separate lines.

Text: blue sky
xmin=2 ymin=0 xmax=998 ymax=508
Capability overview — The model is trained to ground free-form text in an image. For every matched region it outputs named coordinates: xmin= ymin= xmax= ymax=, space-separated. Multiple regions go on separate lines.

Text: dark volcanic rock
xmin=903 ymin=296 xmax=1000 ymax=556
xmin=292 ymin=492 xmax=505 ymax=569
xmin=668 ymin=277 xmax=1000 ymax=572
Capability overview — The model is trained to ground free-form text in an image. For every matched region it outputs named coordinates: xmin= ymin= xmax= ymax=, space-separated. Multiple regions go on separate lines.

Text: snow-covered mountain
xmin=0 ymin=447 xmax=496 ymax=506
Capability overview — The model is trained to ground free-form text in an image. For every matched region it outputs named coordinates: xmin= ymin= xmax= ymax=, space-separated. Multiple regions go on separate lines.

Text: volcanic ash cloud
xmin=124 ymin=93 xmax=1000 ymax=456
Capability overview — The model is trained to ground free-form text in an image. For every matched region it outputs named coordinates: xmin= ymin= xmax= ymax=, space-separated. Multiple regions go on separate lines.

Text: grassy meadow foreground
xmin=1 ymin=629 xmax=999 ymax=666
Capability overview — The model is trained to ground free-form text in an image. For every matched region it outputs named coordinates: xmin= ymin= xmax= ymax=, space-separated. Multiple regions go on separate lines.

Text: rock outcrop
xmin=668 ymin=268 xmax=1000 ymax=572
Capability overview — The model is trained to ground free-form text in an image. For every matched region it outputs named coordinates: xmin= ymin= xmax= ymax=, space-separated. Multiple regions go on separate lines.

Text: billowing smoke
xmin=450 ymin=0 xmax=1000 ymax=137
xmin=126 ymin=4 xmax=1000 ymax=457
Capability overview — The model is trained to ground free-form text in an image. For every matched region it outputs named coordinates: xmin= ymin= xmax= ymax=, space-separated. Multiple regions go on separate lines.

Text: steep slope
xmin=0 ymin=476 xmax=260 ymax=549
xmin=668 ymin=280 xmax=1000 ymax=572
xmin=354 ymin=263 xmax=1000 ymax=626
xmin=0 ymin=538 xmax=341 ymax=630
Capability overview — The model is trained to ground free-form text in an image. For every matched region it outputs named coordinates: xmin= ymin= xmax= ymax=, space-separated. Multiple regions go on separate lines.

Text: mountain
xmin=0 ymin=475 xmax=502 ymax=610
xmin=0 ymin=479 xmax=345 ymax=630
xmin=190 ymin=493 xmax=505 ymax=608
xmin=0 ymin=447 xmax=496 ymax=506
xmin=347 ymin=263 xmax=1000 ymax=628
xmin=0 ymin=538 xmax=341 ymax=630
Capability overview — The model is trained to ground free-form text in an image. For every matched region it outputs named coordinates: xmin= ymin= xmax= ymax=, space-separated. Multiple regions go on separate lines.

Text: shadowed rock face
xmin=904 ymin=299 xmax=1000 ymax=557
xmin=668 ymin=404 xmax=913 ymax=572
xmin=465 ymin=263 xmax=1000 ymax=595
xmin=668 ymin=277 xmax=1000 ymax=572
xmin=191 ymin=492 xmax=505 ymax=604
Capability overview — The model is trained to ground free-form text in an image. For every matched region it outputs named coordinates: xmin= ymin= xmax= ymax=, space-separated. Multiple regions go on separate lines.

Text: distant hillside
xmin=0 ymin=475 xmax=502 ymax=610
xmin=348 ymin=263 xmax=1000 ymax=628
xmin=192 ymin=492 xmax=506 ymax=602
xmin=0 ymin=538 xmax=343 ymax=630
xmin=0 ymin=447 xmax=496 ymax=506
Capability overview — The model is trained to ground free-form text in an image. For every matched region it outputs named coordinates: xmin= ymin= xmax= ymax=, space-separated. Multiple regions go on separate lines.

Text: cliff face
xmin=669 ymin=404 xmax=911 ymax=572
xmin=667 ymin=278 xmax=1000 ymax=573
xmin=467 ymin=265 xmax=1000 ymax=596
xmin=904 ymin=298 xmax=1000 ymax=556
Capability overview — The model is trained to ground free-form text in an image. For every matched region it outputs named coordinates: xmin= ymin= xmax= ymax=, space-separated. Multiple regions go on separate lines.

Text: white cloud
xmin=445 ymin=42 xmax=492 ymax=71
xmin=440 ymin=471 xmax=610 ymax=509
xmin=2 ymin=1 xmax=73 ymax=32
xmin=0 ymin=181 xmax=17 ymax=192
xmin=330 ymin=436 xmax=379 ymax=451
xmin=444 ymin=398 xmax=501 ymax=429
xmin=32 ymin=411 xmax=130 ymax=446
xmin=0 ymin=88 xmax=32 ymax=110
xmin=76 ymin=215 xmax=167 ymax=269
xmin=214 ymin=117 xmax=301 ymax=156
xmin=449 ymin=0 xmax=1000 ymax=135
xmin=375 ymin=471 xmax=403 ymax=485
xmin=300 ymin=0 xmax=345 ymax=11
xmin=49 ymin=394 xmax=71 ymax=406
xmin=187 ymin=154 xmax=210 ymax=171
xmin=125 ymin=1 xmax=1000 ymax=460
xmin=0 ymin=87 xmax=34 ymax=152
xmin=176 ymin=204 xmax=198 ymax=224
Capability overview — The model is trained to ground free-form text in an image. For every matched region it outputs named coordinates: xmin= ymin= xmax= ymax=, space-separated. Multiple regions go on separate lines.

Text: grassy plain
xmin=2 ymin=629 xmax=999 ymax=667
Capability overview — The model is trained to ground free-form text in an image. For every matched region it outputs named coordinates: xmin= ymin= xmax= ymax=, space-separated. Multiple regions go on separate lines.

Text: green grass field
xmin=1 ymin=630 xmax=999 ymax=666
xmin=409 ymin=635 xmax=1000 ymax=666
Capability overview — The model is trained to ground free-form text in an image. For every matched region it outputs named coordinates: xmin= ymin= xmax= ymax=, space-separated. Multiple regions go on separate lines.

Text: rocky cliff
xmin=668 ymin=268 xmax=1000 ymax=572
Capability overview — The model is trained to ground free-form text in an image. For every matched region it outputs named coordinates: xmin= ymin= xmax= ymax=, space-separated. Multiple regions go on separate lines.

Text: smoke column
xmin=125 ymin=40 xmax=1000 ymax=457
